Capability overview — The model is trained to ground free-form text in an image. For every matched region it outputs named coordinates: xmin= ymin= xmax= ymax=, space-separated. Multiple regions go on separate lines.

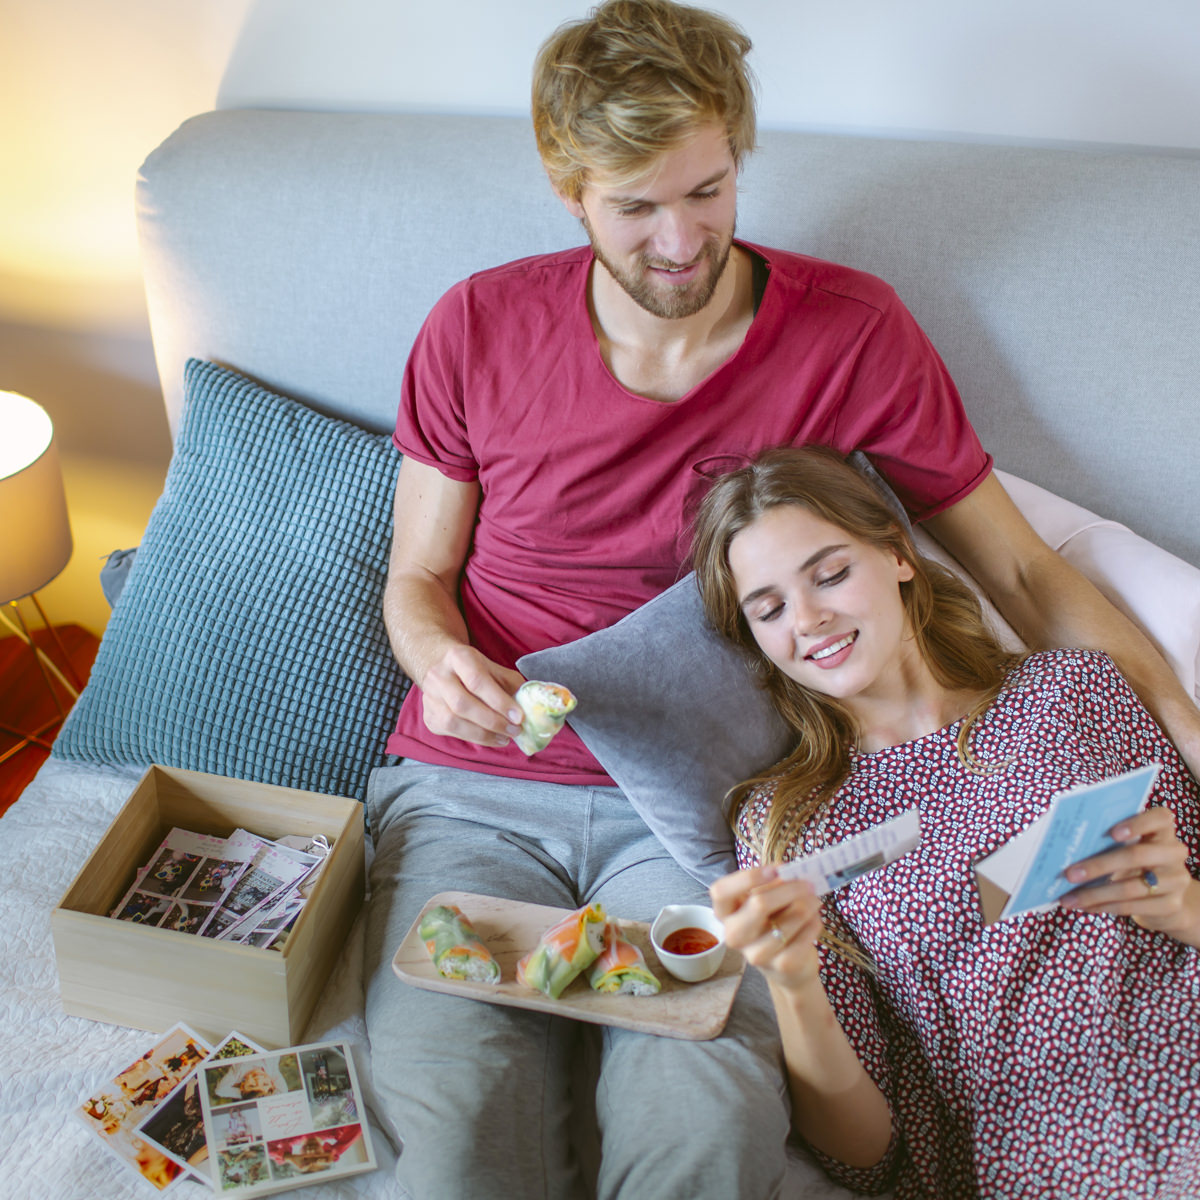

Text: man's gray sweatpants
xmin=362 ymin=760 xmax=791 ymax=1200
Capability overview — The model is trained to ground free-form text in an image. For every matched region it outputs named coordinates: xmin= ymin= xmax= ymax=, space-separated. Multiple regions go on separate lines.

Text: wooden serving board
xmin=392 ymin=890 xmax=745 ymax=1041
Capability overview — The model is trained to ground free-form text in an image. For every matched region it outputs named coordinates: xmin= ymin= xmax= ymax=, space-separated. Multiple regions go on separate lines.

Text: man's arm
xmin=925 ymin=472 xmax=1200 ymax=778
xmin=383 ymin=457 xmax=525 ymax=747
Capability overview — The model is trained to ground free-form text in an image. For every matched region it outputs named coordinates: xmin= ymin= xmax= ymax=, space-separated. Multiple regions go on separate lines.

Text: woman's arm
xmin=710 ymin=866 xmax=893 ymax=1167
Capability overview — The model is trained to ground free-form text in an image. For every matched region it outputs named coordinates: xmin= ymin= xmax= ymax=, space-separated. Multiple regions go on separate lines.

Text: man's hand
xmin=419 ymin=645 xmax=526 ymax=747
xmin=383 ymin=459 xmax=526 ymax=749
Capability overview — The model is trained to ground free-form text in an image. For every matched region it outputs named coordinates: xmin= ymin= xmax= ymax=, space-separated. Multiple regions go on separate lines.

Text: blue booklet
xmin=973 ymin=764 xmax=1159 ymax=924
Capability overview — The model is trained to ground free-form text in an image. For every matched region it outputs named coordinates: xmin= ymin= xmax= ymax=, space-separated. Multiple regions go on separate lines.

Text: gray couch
xmin=139 ymin=110 xmax=1200 ymax=566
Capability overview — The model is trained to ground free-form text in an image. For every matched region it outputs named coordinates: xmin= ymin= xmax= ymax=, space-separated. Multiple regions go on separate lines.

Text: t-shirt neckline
xmin=579 ymin=239 xmax=773 ymax=408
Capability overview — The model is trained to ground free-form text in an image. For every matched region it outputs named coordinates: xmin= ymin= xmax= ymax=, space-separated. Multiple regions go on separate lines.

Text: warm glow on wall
xmin=0 ymin=0 xmax=249 ymax=330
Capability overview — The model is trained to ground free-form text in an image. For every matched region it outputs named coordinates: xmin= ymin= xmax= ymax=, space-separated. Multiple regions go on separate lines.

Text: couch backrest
xmin=137 ymin=109 xmax=1200 ymax=565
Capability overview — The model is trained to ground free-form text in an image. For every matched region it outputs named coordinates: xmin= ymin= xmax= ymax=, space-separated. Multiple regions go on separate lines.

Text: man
xmin=364 ymin=3 xmax=1200 ymax=1197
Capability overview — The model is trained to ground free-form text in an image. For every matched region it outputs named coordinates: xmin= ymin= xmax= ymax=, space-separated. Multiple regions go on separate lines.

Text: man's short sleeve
xmin=834 ymin=289 xmax=992 ymax=522
xmin=393 ymin=281 xmax=479 ymax=482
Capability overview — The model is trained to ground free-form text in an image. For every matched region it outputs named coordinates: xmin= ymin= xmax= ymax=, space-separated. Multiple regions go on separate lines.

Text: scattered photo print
xmin=196 ymin=1041 xmax=376 ymax=1194
xmin=76 ymin=1024 xmax=211 ymax=1191
xmin=206 ymin=1054 xmax=301 ymax=1108
xmin=137 ymin=1076 xmax=207 ymax=1168
xmin=212 ymin=1034 xmax=264 ymax=1061
xmin=216 ymin=1143 xmax=271 ymax=1189
xmin=266 ymin=1124 xmax=371 ymax=1179
xmin=136 ymin=1032 xmax=267 ymax=1181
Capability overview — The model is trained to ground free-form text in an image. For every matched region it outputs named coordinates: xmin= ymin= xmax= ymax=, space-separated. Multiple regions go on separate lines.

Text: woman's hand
xmin=710 ymin=865 xmax=825 ymax=992
xmin=1059 ymin=806 xmax=1200 ymax=945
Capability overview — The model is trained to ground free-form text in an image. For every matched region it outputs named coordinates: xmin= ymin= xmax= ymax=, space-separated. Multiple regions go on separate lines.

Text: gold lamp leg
xmin=29 ymin=591 xmax=84 ymax=690
xmin=0 ymin=596 xmax=83 ymax=766
xmin=0 ymin=598 xmax=81 ymax=704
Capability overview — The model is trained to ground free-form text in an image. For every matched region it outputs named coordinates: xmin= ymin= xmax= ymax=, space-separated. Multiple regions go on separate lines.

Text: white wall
xmin=216 ymin=0 xmax=1200 ymax=151
xmin=5 ymin=0 xmax=1199 ymax=632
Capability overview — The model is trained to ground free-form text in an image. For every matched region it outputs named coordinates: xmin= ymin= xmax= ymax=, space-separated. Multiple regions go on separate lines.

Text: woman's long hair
xmin=691 ymin=445 xmax=1023 ymax=865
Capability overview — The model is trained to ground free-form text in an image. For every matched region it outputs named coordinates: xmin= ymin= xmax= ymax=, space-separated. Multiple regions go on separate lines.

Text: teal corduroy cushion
xmin=54 ymin=359 xmax=405 ymax=798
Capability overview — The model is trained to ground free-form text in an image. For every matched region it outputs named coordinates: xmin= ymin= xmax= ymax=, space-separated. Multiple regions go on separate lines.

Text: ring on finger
xmin=1142 ymin=869 xmax=1160 ymax=896
xmin=769 ymin=921 xmax=785 ymax=944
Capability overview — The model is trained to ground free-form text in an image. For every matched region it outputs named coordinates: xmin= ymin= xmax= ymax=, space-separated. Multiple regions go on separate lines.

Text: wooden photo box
xmin=52 ymin=765 xmax=365 ymax=1047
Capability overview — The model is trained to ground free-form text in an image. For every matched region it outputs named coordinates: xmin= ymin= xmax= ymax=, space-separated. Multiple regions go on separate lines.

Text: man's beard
xmin=582 ymin=217 xmax=733 ymax=320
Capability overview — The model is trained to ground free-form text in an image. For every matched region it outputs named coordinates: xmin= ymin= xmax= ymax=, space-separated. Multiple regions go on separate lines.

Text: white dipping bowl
xmin=650 ymin=904 xmax=727 ymax=983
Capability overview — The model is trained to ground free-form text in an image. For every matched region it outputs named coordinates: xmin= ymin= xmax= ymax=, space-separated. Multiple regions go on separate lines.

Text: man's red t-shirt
xmin=388 ymin=241 xmax=992 ymax=782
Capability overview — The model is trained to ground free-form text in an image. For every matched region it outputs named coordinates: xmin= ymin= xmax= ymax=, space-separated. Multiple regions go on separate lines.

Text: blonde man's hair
xmin=532 ymin=0 xmax=757 ymax=201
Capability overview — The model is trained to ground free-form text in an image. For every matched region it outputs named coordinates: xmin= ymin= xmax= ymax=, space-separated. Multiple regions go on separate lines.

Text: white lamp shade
xmin=0 ymin=391 xmax=73 ymax=603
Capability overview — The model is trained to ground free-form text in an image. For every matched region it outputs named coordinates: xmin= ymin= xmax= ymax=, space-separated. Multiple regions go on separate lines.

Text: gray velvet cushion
xmin=54 ymin=359 xmax=405 ymax=799
xmin=518 ymin=575 xmax=793 ymax=885
xmin=516 ymin=451 xmax=907 ymax=886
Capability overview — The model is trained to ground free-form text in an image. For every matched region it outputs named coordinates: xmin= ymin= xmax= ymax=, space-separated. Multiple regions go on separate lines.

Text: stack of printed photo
xmin=109 ymin=827 xmax=330 ymax=950
xmin=77 ymin=1024 xmax=377 ymax=1195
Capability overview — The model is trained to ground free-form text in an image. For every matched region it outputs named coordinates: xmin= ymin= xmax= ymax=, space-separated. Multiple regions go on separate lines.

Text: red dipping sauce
xmin=662 ymin=927 xmax=719 ymax=956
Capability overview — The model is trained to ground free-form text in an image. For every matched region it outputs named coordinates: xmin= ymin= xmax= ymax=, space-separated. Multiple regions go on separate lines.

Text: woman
xmin=692 ymin=446 xmax=1200 ymax=1199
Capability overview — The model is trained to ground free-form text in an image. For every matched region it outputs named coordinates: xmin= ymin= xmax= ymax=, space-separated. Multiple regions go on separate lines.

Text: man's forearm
xmin=382 ymin=569 xmax=471 ymax=688
xmin=1001 ymin=547 xmax=1200 ymax=776
xmin=926 ymin=474 xmax=1200 ymax=780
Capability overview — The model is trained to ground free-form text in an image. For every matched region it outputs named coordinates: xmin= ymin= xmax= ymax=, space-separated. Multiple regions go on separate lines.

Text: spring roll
xmin=419 ymin=904 xmax=501 ymax=984
xmin=517 ymin=901 xmax=606 ymax=999
xmin=514 ymin=681 xmax=577 ymax=755
xmin=587 ymin=922 xmax=661 ymax=996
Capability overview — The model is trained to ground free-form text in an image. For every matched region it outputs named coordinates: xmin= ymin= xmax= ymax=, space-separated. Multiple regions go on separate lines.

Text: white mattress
xmin=0 ymin=758 xmax=862 ymax=1199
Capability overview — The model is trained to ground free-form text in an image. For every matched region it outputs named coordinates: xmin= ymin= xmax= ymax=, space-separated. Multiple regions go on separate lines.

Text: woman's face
xmin=728 ymin=504 xmax=916 ymax=711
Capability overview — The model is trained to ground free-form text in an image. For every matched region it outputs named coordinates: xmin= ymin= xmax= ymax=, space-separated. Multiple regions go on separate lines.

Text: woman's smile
xmin=806 ymin=630 xmax=859 ymax=666
xmin=729 ymin=503 xmax=918 ymax=717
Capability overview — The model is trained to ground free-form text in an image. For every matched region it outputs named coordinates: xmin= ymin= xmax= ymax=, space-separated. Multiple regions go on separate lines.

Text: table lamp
xmin=0 ymin=390 xmax=80 ymax=763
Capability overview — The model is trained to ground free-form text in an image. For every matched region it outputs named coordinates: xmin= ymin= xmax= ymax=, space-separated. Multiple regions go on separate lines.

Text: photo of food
xmin=216 ymin=1143 xmax=270 ymax=1188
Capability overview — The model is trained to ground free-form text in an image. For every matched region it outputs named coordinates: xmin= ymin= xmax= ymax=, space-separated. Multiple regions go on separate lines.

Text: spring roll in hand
xmin=517 ymin=901 xmax=606 ymax=998
xmin=514 ymin=681 xmax=577 ymax=755
xmin=588 ymin=921 xmax=661 ymax=996
xmin=419 ymin=904 xmax=501 ymax=984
